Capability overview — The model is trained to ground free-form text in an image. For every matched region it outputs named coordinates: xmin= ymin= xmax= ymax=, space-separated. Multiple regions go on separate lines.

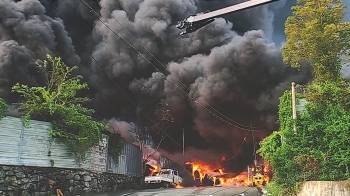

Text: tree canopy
xmin=283 ymin=0 xmax=350 ymax=81
xmin=259 ymin=0 xmax=350 ymax=195
xmin=259 ymin=91 xmax=350 ymax=195
xmin=12 ymin=54 xmax=108 ymax=161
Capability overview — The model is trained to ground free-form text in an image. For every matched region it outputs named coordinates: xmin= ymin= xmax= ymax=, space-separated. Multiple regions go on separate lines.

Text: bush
xmin=259 ymin=87 xmax=350 ymax=195
xmin=0 ymin=98 xmax=8 ymax=120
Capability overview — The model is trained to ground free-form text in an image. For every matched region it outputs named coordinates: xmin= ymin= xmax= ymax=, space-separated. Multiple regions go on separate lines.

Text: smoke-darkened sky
xmin=1 ymin=0 xmax=347 ymax=172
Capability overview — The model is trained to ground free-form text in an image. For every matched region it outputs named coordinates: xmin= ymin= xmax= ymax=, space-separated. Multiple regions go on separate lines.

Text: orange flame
xmin=186 ymin=162 xmax=213 ymax=182
xmin=148 ymin=164 xmax=161 ymax=176
xmin=184 ymin=161 xmax=272 ymax=187
xmin=263 ymin=162 xmax=271 ymax=183
xmin=185 ymin=162 xmax=250 ymax=186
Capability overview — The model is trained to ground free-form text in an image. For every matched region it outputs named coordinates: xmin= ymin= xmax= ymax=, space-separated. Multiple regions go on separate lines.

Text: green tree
xmin=283 ymin=0 xmax=350 ymax=81
xmin=0 ymin=98 xmax=8 ymax=120
xmin=259 ymin=1 xmax=350 ymax=195
xmin=12 ymin=54 xmax=108 ymax=161
xmin=259 ymin=91 xmax=350 ymax=195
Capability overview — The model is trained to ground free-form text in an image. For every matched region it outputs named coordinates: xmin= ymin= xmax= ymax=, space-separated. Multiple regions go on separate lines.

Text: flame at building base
xmin=184 ymin=161 xmax=271 ymax=187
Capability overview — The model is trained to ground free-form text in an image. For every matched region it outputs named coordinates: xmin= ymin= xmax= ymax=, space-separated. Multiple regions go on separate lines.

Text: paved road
xmin=89 ymin=184 xmax=262 ymax=196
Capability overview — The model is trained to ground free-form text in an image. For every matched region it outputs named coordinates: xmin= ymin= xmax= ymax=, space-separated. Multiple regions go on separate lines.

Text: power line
xmin=78 ymin=0 xmax=198 ymax=154
xmin=221 ymin=132 xmax=249 ymax=163
xmin=79 ymin=0 xmax=261 ymax=163
xmin=49 ymin=0 xmax=202 ymax=159
xmin=48 ymin=0 xmax=172 ymax=146
xmin=50 ymin=0 xmax=261 ymax=164
xmin=86 ymin=0 xmax=260 ymax=132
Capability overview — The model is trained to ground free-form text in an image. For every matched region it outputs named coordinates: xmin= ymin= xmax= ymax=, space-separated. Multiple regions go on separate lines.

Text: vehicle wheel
xmin=162 ymin=182 xmax=170 ymax=188
xmin=194 ymin=179 xmax=201 ymax=187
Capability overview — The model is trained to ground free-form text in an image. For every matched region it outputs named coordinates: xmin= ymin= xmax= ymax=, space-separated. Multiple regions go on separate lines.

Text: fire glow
xmin=185 ymin=162 xmax=249 ymax=186
xmin=263 ymin=162 xmax=271 ymax=183
xmin=146 ymin=160 xmax=271 ymax=188
xmin=149 ymin=165 xmax=161 ymax=176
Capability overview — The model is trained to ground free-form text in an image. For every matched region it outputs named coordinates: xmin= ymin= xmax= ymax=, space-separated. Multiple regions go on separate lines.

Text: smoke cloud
xmin=0 ymin=0 xmax=80 ymax=100
xmin=1 ymin=0 xmax=314 ymax=172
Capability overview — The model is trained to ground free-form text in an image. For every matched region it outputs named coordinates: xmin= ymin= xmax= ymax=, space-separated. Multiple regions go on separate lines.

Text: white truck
xmin=144 ymin=168 xmax=183 ymax=188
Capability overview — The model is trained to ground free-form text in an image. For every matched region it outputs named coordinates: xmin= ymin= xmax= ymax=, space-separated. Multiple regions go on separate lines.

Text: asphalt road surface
xmin=90 ymin=184 xmax=262 ymax=196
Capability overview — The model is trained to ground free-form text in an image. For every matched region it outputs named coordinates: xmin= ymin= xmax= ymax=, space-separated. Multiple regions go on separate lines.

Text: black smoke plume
xmin=1 ymin=0 xmax=314 ymax=173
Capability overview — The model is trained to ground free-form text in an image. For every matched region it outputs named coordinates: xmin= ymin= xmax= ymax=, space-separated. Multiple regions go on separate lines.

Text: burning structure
xmin=185 ymin=162 xmax=246 ymax=187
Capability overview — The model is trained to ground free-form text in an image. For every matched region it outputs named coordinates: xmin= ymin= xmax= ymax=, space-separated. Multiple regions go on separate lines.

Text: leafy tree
xmin=305 ymin=79 xmax=350 ymax=110
xmin=0 ymin=98 xmax=8 ymax=120
xmin=283 ymin=0 xmax=350 ymax=81
xmin=260 ymin=1 xmax=350 ymax=195
xmin=12 ymin=54 xmax=108 ymax=162
xmin=260 ymin=91 xmax=350 ymax=195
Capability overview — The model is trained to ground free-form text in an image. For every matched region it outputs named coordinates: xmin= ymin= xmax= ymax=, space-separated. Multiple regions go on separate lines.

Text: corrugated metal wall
xmin=0 ymin=116 xmax=181 ymax=177
xmin=0 ymin=116 xmax=108 ymax=172
xmin=49 ymin=138 xmax=77 ymax=168
xmin=50 ymin=135 xmax=108 ymax=172
xmin=21 ymin=119 xmax=52 ymax=166
xmin=0 ymin=116 xmax=23 ymax=165
xmin=107 ymin=155 xmax=127 ymax=174
xmin=107 ymin=142 xmax=141 ymax=177
xmin=0 ymin=116 xmax=51 ymax=166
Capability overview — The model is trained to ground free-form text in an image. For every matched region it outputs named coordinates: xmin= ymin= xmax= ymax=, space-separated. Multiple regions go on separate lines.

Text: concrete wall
xmin=0 ymin=165 xmax=140 ymax=196
xmin=298 ymin=181 xmax=350 ymax=196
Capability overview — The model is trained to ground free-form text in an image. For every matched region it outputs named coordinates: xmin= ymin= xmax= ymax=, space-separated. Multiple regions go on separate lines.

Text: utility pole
xmin=247 ymin=165 xmax=251 ymax=186
xmin=182 ymin=128 xmax=185 ymax=155
xmin=291 ymin=82 xmax=297 ymax=133
xmin=135 ymin=125 xmax=145 ymax=187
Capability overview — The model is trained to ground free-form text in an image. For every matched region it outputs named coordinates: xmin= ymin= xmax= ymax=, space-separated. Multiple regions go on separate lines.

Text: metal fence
xmin=0 ymin=116 xmax=108 ymax=172
xmin=0 ymin=116 xmax=52 ymax=166
xmin=107 ymin=142 xmax=141 ymax=177
xmin=0 ymin=116 xmax=182 ymax=177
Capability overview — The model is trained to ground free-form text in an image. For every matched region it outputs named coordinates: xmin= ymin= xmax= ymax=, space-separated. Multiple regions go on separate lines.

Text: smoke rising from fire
xmin=1 ymin=0 xmax=316 ymax=172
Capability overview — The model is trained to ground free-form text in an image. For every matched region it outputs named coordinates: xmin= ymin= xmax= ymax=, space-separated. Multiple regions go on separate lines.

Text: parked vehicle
xmin=144 ymin=168 xmax=183 ymax=188
xmin=252 ymin=165 xmax=267 ymax=187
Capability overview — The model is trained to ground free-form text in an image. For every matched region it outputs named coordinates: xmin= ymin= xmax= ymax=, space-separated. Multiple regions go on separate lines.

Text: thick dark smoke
xmin=0 ymin=0 xmax=79 ymax=100
xmin=1 ymin=0 xmax=315 ymax=173
xmin=198 ymin=0 xmax=294 ymax=44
